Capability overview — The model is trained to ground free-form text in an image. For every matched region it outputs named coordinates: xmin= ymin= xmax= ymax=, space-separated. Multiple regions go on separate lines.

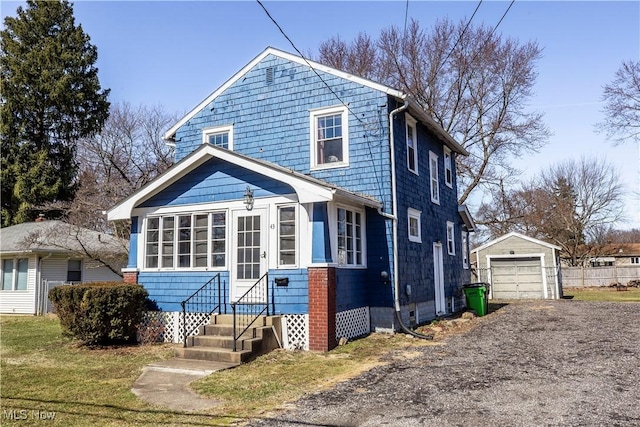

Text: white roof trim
xmin=162 ymin=47 xmax=467 ymax=156
xmin=107 ymin=144 xmax=381 ymax=221
xmin=458 ymin=204 xmax=476 ymax=232
xmin=471 ymin=231 xmax=561 ymax=254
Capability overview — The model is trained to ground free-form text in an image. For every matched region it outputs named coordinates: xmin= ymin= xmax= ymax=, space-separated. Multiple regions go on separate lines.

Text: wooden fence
xmin=560 ymin=266 xmax=640 ymax=288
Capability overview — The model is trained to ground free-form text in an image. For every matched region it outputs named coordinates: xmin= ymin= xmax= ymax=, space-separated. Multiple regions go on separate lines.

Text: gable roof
xmin=0 ymin=221 xmax=127 ymax=256
xmin=471 ymin=231 xmax=561 ymax=254
xmin=107 ymin=143 xmax=383 ymax=221
xmin=162 ymin=46 xmax=468 ymax=156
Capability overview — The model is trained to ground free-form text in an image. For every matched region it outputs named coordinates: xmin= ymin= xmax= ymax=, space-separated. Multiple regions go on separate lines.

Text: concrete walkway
xmin=132 ymin=358 xmax=238 ymax=412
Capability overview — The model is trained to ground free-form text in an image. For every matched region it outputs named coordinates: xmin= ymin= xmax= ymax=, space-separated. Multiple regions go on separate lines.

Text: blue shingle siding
xmin=335 ymin=268 xmax=368 ymax=312
xmin=139 ymin=158 xmax=294 ymax=208
xmin=174 ymin=54 xmax=393 ymax=207
xmin=269 ymin=268 xmax=308 ymax=314
xmin=140 ymin=271 xmax=231 ymax=313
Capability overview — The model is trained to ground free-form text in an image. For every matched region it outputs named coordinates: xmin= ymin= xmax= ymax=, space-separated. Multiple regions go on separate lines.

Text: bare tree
xmin=318 ymin=19 xmax=550 ymax=205
xmin=599 ymin=60 xmax=640 ymax=145
xmin=41 ymin=102 xmax=177 ymax=242
xmin=477 ymin=157 xmax=626 ymax=265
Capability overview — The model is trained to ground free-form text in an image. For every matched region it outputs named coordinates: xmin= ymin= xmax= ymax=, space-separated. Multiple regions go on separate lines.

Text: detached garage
xmin=471 ymin=232 xmax=562 ymax=300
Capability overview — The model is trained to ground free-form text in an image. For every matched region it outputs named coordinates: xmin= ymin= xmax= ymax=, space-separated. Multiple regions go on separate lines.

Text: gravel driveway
xmin=247 ymin=300 xmax=640 ymax=427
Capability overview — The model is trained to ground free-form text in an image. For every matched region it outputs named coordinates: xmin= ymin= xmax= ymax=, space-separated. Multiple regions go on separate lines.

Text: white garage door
xmin=491 ymin=257 xmax=543 ymax=299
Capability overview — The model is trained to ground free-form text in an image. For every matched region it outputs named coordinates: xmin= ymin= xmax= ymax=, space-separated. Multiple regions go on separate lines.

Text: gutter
xmin=385 ymin=97 xmax=433 ymax=340
xmin=36 ymin=252 xmax=53 ymax=315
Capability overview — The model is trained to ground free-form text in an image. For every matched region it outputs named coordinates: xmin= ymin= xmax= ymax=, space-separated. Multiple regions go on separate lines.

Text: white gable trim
xmin=107 ymin=144 xmax=381 ymax=221
xmin=471 ymin=231 xmax=561 ymax=254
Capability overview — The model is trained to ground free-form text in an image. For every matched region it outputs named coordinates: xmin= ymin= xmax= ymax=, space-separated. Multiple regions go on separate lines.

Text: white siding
xmin=82 ymin=260 xmax=122 ymax=282
xmin=0 ymin=255 xmax=38 ymax=314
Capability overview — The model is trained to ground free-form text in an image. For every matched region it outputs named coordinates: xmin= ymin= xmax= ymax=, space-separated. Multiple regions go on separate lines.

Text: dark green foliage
xmin=49 ymin=282 xmax=148 ymax=346
xmin=0 ymin=0 xmax=110 ymax=226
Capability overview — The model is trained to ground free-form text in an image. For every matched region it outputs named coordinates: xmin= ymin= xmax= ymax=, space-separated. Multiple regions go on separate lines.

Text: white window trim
xmin=406 ymin=114 xmax=418 ymax=175
xmin=446 ymin=221 xmax=455 ymax=255
xmin=309 ymin=105 xmax=349 ymax=170
xmin=143 ymin=211 xmax=228 ymax=271
xmin=429 ymin=151 xmax=440 ymax=204
xmin=444 ymin=146 xmax=453 ymax=188
xmin=67 ymin=259 xmax=83 ymax=283
xmin=202 ymin=124 xmax=234 ymax=150
xmin=1 ymin=258 xmax=29 ymax=291
xmin=408 ymin=208 xmax=422 ymax=243
xmin=462 ymin=231 xmax=469 ymax=269
xmin=277 ymin=204 xmax=298 ymax=268
xmin=334 ymin=204 xmax=366 ymax=268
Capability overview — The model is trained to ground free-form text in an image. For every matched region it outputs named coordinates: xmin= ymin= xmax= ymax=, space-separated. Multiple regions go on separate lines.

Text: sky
xmin=2 ymin=0 xmax=639 ymax=230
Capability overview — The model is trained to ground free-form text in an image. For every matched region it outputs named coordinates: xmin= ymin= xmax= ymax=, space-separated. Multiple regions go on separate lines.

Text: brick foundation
xmin=308 ymin=266 xmax=337 ymax=352
xmin=123 ymin=271 xmax=139 ymax=284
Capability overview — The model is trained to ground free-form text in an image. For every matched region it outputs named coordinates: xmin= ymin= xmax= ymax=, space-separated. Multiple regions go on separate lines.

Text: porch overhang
xmin=458 ymin=204 xmax=476 ymax=232
xmin=107 ymin=144 xmax=381 ymax=221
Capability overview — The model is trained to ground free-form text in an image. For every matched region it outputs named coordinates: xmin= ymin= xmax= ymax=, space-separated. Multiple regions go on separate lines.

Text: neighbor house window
xmin=446 ymin=221 xmax=455 ymax=255
xmin=310 ymin=106 xmax=349 ymax=169
xmin=278 ymin=205 xmax=297 ymax=266
xmin=429 ymin=151 xmax=440 ymax=204
xmin=408 ymin=208 xmax=421 ymax=243
xmin=406 ymin=114 xmax=418 ymax=174
xmin=67 ymin=259 xmax=82 ymax=283
xmin=337 ymin=206 xmax=364 ymax=267
xmin=444 ymin=147 xmax=453 ymax=188
xmin=462 ymin=231 xmax=469 ymax=269
xmin=631 ymin=257 xmax=639 ymax=264
xmin=202 ymin=125 xmax=233 ymax=150
xmin=1 ymin=258 xmax=28 ymax=291
xmin=145 ymin=212 xmax=227 ymax=269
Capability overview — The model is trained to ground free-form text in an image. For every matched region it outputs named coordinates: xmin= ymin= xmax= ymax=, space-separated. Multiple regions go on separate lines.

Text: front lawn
xmin=1 ymin=315 xmax=438 ymax=426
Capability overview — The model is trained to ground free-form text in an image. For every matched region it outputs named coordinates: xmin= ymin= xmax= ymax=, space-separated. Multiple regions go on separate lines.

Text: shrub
xmin=49 ymin=282 xmax=149 ymax=346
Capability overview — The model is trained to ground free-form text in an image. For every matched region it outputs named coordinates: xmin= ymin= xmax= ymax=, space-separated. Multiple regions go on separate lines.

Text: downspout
xmin=382 ymin=98 xmax=433 ymax=340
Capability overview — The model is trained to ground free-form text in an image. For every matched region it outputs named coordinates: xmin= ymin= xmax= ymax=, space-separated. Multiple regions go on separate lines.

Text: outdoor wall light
xmin=381 ymin=270 xmax=389 ymax=285
xmin=243 ymin=186 xmax=254 ymax=210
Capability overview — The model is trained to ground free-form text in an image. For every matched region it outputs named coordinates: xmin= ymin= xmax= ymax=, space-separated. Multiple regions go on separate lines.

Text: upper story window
xmin=408 ymin=208 xmax=422 ymax=243
xmin=203 ymin=124 xmax=233 ymax=150
xmin=632 ymin=257 xmax=639 ymax=264
xmin=1 ymin=258 xmax=28 ymax=291
xmin=444 ymin=147 xmax=453 ymax=188
xmin=145 ymin=212 xmax=227 ymax=270
xmin=67 ymin=259 xmax=82 ymax=283
xmin=310 ymin=106 xmax=349 ymax=169
xmin=336 ymin=206 xmax=364 ymax=267
xmin=406 ymin=114 xmax=418 ymax=174
xmin=278 ymin=205 xmax=297 ymax=267
xmin=462 ymin=231 xmax=469 ymax=269
xmin=429 ymin=151 xmax=440 ymax=204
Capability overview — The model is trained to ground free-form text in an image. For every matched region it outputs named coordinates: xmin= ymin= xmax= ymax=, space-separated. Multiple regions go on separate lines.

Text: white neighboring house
xmin=0 ymin=219 xmax=127 ymax=315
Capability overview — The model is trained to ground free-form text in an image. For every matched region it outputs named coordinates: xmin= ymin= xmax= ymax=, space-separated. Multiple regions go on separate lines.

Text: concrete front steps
xmin=175 ymin=314 xmax=282 ymax=365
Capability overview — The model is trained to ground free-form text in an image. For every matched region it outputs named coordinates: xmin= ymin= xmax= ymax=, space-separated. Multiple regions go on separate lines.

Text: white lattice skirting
xmin=140 ymin=307 xmax=372 ymax=348
xmin=336 ymin=307 xmax=371 ymax=340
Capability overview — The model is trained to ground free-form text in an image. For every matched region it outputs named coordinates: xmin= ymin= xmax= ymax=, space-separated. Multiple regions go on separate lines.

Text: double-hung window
xmin=310 ymin=106 xmax=348 ymax=169
xmin=1 ymin=258 xmax=28 ymax=291
xmin=203 ymin=125 xmax=233 ymax=150
xmin=429 ymin=151 xmax=440 ymax=204
xmin=408 ymin=208 xmax=422 ymax=243
xmin=446 ymin=221 xmax=455 ymax=255
xmin=278 ymin=205 xmax=297 ymax=266
xmin=406 ymin=114 xmax=418 ymax=174
xmin=444 ymin=147 xmax=453 ymax=188
xmin=145 ymin=212 xmax=227 ymax=269
xmin=337 ymin=206 xmax=364 ymax=267
xmin=67 ymin=260 xmax=82 ymax=282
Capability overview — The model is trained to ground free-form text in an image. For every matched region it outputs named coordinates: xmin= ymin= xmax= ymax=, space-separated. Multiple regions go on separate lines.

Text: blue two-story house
xmin=108 ymin=47 xmax=475 ymax=352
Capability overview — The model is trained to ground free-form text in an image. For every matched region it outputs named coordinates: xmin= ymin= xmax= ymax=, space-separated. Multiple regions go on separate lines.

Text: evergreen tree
xmin=1 ymin=0 xmax=110 ymax=226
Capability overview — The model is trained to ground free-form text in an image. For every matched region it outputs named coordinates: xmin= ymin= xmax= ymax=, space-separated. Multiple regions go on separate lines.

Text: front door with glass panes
xmin=231 ymin=209 xmax=267 ymax=302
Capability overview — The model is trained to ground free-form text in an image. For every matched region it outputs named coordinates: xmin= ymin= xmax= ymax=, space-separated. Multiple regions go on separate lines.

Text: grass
xmin=563 ymin=286 xmax=640 ymax=302
xmin=0 ymin=315 xmax=436 ymax=426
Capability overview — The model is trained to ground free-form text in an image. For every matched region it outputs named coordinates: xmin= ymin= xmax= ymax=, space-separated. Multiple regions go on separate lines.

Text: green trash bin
xmin=463 ymin=283 xmax=489 ymax=317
